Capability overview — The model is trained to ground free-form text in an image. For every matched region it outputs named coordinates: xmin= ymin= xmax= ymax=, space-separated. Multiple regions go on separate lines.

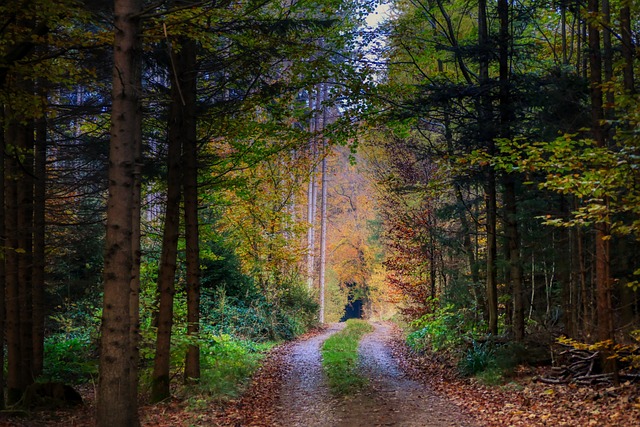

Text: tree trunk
xmin=17 ymin=117 xmax=35 ymax=391
xmin=5 ymin=117 xmax=21 ymax=404
xmin=129 ymin=66 xmax=143 ymax=404
xmin=319 ymin=142 xmax=327 ymax=323
xmin=32 ymin=102 xmax=47 ymax=377
xmin=497 ymin=0 xmax=523 ymax=340
xmin=601 ymin=0 xmax=614 ymax=118
xmin=318 ymin=84 xmax=328 ymax=323
xmin=504 ymin=176 xmax=524 ymax=340
xmin=306 ymin=88 xmax=319 ymax=291
xmin=587 ymin=0 xmax=616 ymax=376
xmin=151 ymin=38 xmax=186 ymax=401
xmin=97 ymin=0 xmax=142 ymax=423
xmin=478 ymin=0 xmax=498 ymax=335
xmin=181 ymin=38 xmax=200 ymax=382
xmin=0 ymin=107 xmax=5 ymax=409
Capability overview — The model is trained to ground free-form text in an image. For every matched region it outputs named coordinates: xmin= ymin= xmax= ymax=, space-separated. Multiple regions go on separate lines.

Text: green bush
xmin=406 ymin=303 xmax=467 ymax=352
xmin=193 ymin=334 xmax=274 ymax=400
xmin=41 ymin=334 xmax=98 ymax=384
xmin=200 ymin=286 xmax=318 ymax=342
xmin=458 ymin=340 xmax=495 ymax=376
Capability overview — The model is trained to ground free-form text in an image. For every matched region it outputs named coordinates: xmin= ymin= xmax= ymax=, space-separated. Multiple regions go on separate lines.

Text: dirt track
xmin=275 ymin=322 xmax=476 ymax=427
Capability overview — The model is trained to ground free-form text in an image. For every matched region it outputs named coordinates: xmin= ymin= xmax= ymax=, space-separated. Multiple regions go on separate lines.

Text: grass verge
xmin=321 ymin=319 xmax=374 ymax=394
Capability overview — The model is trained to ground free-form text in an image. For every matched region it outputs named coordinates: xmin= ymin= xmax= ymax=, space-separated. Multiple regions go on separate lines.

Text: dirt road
xmin=275 ymin=322 xmax=476 ymax=427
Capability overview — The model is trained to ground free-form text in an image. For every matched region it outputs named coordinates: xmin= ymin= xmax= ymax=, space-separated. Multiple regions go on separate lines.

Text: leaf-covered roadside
xmin=390 ymin=330 xmax=640 ymax=427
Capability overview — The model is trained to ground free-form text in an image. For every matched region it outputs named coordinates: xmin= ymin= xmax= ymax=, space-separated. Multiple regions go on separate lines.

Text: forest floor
xmin=2 ymin=322 xmax=640 ymax=426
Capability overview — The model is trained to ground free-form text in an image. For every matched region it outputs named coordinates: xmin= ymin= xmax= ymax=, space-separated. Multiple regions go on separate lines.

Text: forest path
xmin=275 ymin=322 xmax=476 ymax=427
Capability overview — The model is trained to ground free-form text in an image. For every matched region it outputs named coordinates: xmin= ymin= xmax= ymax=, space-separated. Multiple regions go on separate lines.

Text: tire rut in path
xmin=276 ymin=322 xmax=345 ymax=427
xmin=276 ymin=322 xmax=476 ymax=427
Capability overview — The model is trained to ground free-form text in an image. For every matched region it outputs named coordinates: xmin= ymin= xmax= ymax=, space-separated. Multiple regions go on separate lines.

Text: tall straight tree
xmin=177 ymin=39 xmax=200 ymax=380
xmin=317 ymin=83 xmax=328 ymax=323
xmin=181 ymin=37 xmax=200 ymax=382
xmin=4 ymin=99 xmax=36 ymax=403
xmin=319 ymin=138 xmax=327 ymax=323
xmin=33 ymin=97 xmax=47 ymax=377
xmin=478 ymin=0 xmax=498 ymax=335
xmin=0 ymin=108 xmax=4 ymax=409
xmin=586 ymin=0 xmax=614 ymax=351
xmin=3 ymin=112 xmax=21 ymax=405
xmin=150 ymin=32 xmax=186 ymax=402
xmin=497 ymin=0 xmax=524 ymax=340
xmin=97 ymin=0 xmax=142 ymax=424
xmin=307 ymin=88 xmax=319 ymax=291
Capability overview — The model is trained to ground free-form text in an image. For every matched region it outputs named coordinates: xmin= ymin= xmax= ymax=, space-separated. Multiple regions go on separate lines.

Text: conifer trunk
xmin=129 ymin=67 xmax=143 ymax=403
xmin=587 ymin=0 xmax=616 ymax=378
xmin=4 ymin=115 xmax=21 ymax=405
xmin=97 ymin=0 xmax=142 ymax=423
xmin=478 ymin=0 xmax=498 ymax=335
xmin=181 ymin=38 xmax=200 ymax=382
xmin=0 ymin=108 xmax=6 ymax=409
xmin=33 ymin=104 xmax=47 ymax=377
xmin=151 ymin=39 xmax=185 ymax=401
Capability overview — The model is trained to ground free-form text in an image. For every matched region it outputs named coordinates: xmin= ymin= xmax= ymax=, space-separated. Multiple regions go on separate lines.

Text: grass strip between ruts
xmin=321 ymin=319 xmax=374 ymax=395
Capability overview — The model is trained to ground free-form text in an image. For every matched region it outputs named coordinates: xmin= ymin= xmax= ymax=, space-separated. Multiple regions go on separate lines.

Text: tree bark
xmin=306 ymin=88 xmax=319 ymax=291
xmin=319 ymin=141 xmax=327 ymax=323
xmin=129 ymin=63 xmax=143 ymax=405
xmin=498 ymin=0 xmax=524 ymax=340
xmin=4 ymin=117 xmax=21 ymax=404
xmin=181 ymin=38 xmax=200 ymax=382
xmin=151 ymin=38 xmax=186 ymax=402
xmin=478 ymin=0 xmax=498 ymax=335
xmin=587 ymin=0 xmax=616 ymax=377
xmin=17 ymin=116 xmax=35 ymax=391
xmin=318 ymin=85 xmax=328 ymax=323
xmin=97 ymin=0 xmax=142 ymax=424
xmin=33 ymin=101 xmax=47 ymax=377
xmin=0 ymin=107 xmax=5 ymax=409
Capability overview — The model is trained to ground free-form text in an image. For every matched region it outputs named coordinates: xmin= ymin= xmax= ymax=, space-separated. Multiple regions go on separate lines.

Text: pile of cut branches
xmin=539 ymin=341 xmax=640 ymax=386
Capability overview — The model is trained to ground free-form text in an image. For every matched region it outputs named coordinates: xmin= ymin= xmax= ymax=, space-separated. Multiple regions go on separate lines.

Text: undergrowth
xmin=321 ymin=319 xmax=374 ymax=395
xmin=179 ymin=335 xmax=275 ymax=403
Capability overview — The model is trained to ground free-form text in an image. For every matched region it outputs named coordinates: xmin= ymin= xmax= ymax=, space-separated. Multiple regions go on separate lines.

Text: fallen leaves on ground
xmin=388 ymin=327 xmax=640 ymax=427
xmin=4 ymin=324 xmax=639 ymax=426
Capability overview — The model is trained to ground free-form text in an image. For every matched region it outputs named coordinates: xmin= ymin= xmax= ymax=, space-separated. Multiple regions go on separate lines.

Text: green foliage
xmin=42 ymin=301 xmax=101 ymax=385
xmin=194 ymin=334 xmax=274 ymax=400
xmin=200 ymin=285 xmax=318 ymax=342
xmin=458 ymin=340 xmax=536 ymax=383
xmin=321 ymin=319 xmax=373 ymax=395
xmin=406 ymin=303 xmax=475 ymax=353
xmin=484 ymin=133 xmax=640 ymax=239
xmin=458 ymin=340 xmax=495 ymax=377
xmin=41 ymin=334 xmax=98 ymax=385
